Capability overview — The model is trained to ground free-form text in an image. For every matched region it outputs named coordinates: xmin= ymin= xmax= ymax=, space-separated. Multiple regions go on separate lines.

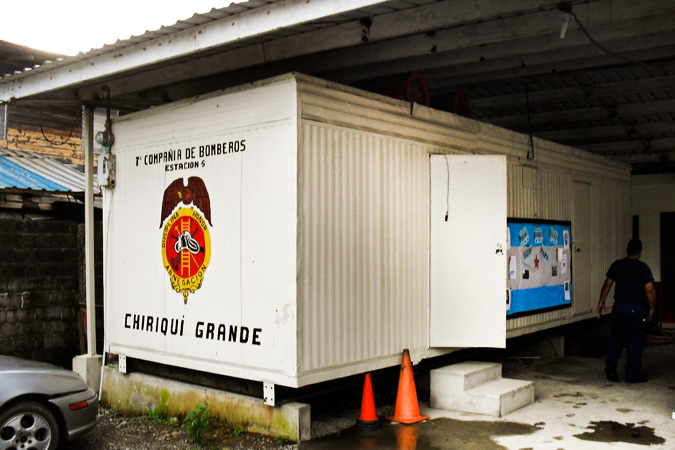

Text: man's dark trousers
xmin=606 ymin=301 xmax=647 ymax=377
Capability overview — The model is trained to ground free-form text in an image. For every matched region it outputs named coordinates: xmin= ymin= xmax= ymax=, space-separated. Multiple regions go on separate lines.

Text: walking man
xmin=597 ymin=239 xmax=656 ymax=383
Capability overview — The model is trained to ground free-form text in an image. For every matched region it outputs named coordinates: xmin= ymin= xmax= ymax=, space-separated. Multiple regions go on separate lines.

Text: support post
xmin=73 ymin=105 xmax=102 ymax=392
xmin=83 ymin=105 xmax=97 ymax=356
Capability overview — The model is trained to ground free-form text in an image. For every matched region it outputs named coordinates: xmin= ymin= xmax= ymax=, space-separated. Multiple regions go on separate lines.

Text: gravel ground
xmin=65 ymin=406 xmax=299 ymax=450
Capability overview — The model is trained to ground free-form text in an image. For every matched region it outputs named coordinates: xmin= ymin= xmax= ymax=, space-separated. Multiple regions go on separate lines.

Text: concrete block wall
xmin=77 ymin=222 xmax=104 ymax=354
xmin=0 ymin=217 xmax=80 ymax=367
xmin=77 ymin=223 xmax=104 ymax=314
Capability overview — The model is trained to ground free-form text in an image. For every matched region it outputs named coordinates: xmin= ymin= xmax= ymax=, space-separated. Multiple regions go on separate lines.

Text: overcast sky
xmin=2 ymin=1 xmax=232 ymax=56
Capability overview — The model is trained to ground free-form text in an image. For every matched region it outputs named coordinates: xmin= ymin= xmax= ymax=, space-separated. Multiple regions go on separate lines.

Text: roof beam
xmin=577 ymin=140 xmax=675 ymax=165
xmin=322 ymin=1 xmax=675 ymax=80
xmin=577 ymin=137 xmax=675 ymax=154
xmin=71 ymin=0 xmax=594 ymax=102
xmin=39 ymin=0 xmax=671 ymax=105
xmin=427 ymin=44 xmax=675 ymax=91
xmin=327 ymin=12 xmax=675 ymax=86
xmin=469 ymin=75 xmax=675 ymax=110
xmin=265 ymin=0 xmax=595 ymax=62
xmin=535 ymin=121 xmax=675 ymax=142
xmin=487 ymin=99 xmax=675 ymax=128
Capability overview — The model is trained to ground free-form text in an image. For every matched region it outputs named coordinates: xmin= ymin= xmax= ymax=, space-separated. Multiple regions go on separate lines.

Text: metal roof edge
xmin=0 ymin=0 xmax=389 ymax=103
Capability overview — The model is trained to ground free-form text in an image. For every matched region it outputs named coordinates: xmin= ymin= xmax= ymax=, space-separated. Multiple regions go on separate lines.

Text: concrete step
xmin=430 ymin=362 xmax=535 ymax=418
xmin=430 ymin=361 xmax=502 ymax=391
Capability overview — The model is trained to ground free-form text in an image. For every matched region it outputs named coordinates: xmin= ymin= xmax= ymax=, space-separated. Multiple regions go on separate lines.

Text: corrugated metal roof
xmin=0 ymin=1 xmax=282 ymax=79
xmin=0 ymin=0 xmax=406 ymax=81
xmin=0 ymin=149 xmax=93 ymax=192
xmin=0 ymin=0 xmax=671 ymax=170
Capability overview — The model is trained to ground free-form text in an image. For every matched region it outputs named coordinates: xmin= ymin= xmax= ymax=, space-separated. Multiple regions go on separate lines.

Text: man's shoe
xmin=625 ymin=374 xmax=648 ymax=383
xmin=605 ymin=367 xmax=619 ymax=382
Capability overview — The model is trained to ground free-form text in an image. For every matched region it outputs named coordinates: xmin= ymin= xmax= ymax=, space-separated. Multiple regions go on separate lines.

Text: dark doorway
xmin=661 ymin=212 xmax=675 ymax=311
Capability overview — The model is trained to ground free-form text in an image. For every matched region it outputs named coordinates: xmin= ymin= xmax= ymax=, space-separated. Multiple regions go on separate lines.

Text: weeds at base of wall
xmin=183 ymin=402 xmax=210 ymax=446
xmin=146 ymin=408 xmax=178 ymax=427
xmin=228 ymin=425 xmax=244 ymax=437
xmin=274 ymin=435 xmax=293 ymax=446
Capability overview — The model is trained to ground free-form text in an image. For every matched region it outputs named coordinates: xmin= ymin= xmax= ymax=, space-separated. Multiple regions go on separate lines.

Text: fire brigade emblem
xmin=160 ymin=177 xmax=212 ymax=304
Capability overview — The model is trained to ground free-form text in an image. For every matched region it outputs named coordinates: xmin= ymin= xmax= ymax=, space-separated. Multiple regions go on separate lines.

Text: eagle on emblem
xmin=160 ymin=177 xmax=213 ymax=228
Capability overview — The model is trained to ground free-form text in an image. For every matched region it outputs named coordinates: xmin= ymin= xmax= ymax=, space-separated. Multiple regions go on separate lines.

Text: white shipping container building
xmin=104 ymin=73 xmax=631 ymax=388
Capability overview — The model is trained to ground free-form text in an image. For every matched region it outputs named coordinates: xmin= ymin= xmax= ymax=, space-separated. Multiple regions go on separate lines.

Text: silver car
xmin=0 ymin=356 xmax=97 ymax=450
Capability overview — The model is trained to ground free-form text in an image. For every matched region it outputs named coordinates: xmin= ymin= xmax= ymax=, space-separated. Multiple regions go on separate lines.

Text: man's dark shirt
xmin=606 ymin=257 xmax=654 ymax=303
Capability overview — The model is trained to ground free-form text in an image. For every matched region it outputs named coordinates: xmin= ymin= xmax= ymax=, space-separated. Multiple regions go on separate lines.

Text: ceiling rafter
xmin=468 ymin=75 xmax=675 ymax=109
xmin=1 ymin=0 xmax=673 ymax=171
xmin=535 ymin=121 xmax=675 ymax=142
xmin=489 ymin=99 xmax=675 ymax=128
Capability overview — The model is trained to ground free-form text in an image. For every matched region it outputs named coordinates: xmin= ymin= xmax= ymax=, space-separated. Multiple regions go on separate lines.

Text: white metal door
xmin=430 ymin=155 xmax=507 ymax=348
xmin=572 ymin=180 xmax=592 ymax=315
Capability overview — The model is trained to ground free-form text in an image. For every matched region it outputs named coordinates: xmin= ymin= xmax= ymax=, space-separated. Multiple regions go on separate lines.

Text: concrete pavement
xmin=301 ymin=324 xmax=674 ymax=449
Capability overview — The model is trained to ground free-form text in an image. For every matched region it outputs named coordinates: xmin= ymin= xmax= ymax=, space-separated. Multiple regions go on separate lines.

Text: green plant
xmin=183 ymin=402 xmax=211 ymax=446
xmin=275 ymin=435 xmax=293 ymax=446
xmin=229 ymin=425 xmax=244 ymax=437
xmin=147 ymin=407 xmax=174 ymax=426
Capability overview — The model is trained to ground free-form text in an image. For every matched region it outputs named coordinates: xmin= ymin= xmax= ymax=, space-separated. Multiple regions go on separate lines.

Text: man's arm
xmin=598 ymin=278 xmax=614 ymax=318
xmin=645 ymin=282 xmax=656 ymax=322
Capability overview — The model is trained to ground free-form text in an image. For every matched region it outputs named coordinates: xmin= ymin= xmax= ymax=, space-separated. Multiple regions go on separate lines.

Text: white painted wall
xmin=105 ymin=78 xmax=300 ymax=386
xmin=102 ymin=73 xmax=635 ymax=387
xmin=632 ymin=174 xmax=675 ymax=281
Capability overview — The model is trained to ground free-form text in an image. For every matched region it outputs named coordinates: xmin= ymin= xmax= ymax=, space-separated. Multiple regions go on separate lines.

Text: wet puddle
xmin=298 ymin=418 xmax=542 ymax=450
xmin=574 ymin=421 xmax=665 ymax=446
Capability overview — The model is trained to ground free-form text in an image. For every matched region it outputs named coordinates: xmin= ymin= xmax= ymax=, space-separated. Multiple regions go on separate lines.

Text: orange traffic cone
xmin=386 ymin=349 xmax=429 ymax=424
xmin=356 ymin=373 xmax=381 ymax=430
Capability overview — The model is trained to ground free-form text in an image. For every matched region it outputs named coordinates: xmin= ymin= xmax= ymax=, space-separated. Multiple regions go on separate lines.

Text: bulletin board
xmin=507 ymin=219 xmax=572 ymax=318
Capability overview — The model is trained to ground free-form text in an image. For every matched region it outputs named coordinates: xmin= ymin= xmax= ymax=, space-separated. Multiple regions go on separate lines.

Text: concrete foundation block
xmin=72 ymin=354 xmax=102 ymax=394
xmin=100 ymin=367 xmax=311 ymax=442
xmin=516 ymin=335 xmax=565 ymax=359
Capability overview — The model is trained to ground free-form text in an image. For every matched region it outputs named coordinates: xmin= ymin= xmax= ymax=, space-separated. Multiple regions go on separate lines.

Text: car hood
xmin=0 ymin=356 xmax=90 ymax=405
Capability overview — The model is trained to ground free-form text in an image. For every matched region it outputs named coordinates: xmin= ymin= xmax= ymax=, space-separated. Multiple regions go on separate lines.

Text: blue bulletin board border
xmin=507 ymin=218 xmax=572 ymax=319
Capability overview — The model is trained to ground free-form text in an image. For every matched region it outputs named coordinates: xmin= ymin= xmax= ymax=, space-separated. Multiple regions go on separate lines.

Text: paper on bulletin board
xmin=506 ymin=219 xmax=572 ymax=318
xmin=534 ymin=227 xmax=543 ymax=244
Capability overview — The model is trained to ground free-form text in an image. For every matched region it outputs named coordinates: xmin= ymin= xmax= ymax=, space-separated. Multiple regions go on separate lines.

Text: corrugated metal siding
xmin=504 ymin=165 xmax=575 ymax=334
xmin=537 ymin=170 xmax=571 ymax=220
xmin=471 ymin=124 xmax=631 ymax=335
xmin=0 ymin=149 xmax=88 ymax=191
xmin=296 ymin=75 xmax=631 ymax=348
xmin=298 ymin=74 xmax=630 ymax=373
xmin=502 ymin=168 xmax=633 ymax=336
xmin=507 ymin=164 xmax=535 ymax=218
xmin=297 ymin=122 xmax=429 ymax=374
xmin=594 ymin=179 xmax=633 ymax=288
